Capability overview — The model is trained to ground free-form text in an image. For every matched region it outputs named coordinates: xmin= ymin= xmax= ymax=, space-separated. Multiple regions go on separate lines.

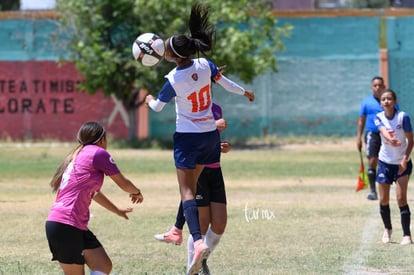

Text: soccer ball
xmin=132 ymin=33 xmax=165 ymax=67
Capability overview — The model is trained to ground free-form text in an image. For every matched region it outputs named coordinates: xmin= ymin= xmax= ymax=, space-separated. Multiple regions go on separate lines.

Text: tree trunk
xmin=127 ymin=106 xmax=137 ymax=141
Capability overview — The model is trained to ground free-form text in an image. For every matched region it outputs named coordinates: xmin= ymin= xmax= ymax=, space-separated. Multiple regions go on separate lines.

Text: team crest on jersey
xmin=192 ymin=73 xmax=198 ymax=81
xmin=109 ymin=156 xmax=116 ymax=164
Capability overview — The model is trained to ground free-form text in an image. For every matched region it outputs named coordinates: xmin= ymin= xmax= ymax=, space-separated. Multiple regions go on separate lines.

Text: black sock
xmin=400 ymin=205 xmax=411 ymax=236
xmin=380 ymin=204 xmax=392 ymax=230
xmin=174 ymin=202 xmax=185 ymax=230
xmin=368 ymin=168 xmax=376 ymax=193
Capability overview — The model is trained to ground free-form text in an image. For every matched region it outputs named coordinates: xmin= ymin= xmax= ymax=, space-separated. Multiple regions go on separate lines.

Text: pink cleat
xmin=154 ymin=226 xmax=183 ymax=245
xmin=187 ymin=240 xmax=210 ymax=275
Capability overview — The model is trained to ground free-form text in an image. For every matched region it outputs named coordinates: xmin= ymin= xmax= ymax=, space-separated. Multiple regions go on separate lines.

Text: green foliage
xmin=57 ymin=0 xmax=152 ymax=103
xmin=0 ymin=0 xmax=20 ymax=11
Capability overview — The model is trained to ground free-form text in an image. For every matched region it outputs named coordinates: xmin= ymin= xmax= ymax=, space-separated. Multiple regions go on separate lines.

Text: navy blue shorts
xmin=196 ymin=167 xmax=227 ymax=206
xmin=45 ymin=221 xmax=102 ymax=264
xmin=376 ymin=159 xmax=412 ymax=184
xmin=365 ymin=131 xmax=381 ymax=158
xmin=173 ymin=130 xmax=220 ymax=169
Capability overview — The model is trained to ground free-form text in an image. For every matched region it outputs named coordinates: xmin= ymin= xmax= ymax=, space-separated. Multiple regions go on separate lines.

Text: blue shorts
xmin=196 ymin=167 xmax=227 ymax=206
xmin=173 ymin=130 xmax=220 ymax=169
xmin=365 ymin=131 xmax=381 ymax=158
xmin=376 ymin=159 xmax=412 ymax=184
xmin=45 ymin=221 xmax=102 ymax=264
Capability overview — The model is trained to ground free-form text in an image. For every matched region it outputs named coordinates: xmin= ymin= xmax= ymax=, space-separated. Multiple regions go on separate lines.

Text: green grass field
xmin=1 ymin=140 xmax=414 ymax=275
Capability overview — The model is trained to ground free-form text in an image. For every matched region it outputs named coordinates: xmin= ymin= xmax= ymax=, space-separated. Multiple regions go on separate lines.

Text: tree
xmin=56 ymin=0 xmax=291 ymax=141
xmin=0 ymin=0 xmax=20 ymax=10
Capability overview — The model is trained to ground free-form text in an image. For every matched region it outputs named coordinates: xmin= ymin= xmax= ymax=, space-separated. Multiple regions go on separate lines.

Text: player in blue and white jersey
xmin=374 ymin=89 xmax=413 ymax=245
xmin=144 ymin=3 xmax=254 ymax=274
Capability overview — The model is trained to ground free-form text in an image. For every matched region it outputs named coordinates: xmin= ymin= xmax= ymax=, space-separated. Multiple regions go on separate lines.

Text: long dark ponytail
xmin=169 ymin=2 xmax=215 ymax=58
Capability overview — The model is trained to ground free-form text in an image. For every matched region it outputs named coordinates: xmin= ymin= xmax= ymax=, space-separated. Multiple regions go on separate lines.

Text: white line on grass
xmin=341 ymin=204 xmax=380 ymax=274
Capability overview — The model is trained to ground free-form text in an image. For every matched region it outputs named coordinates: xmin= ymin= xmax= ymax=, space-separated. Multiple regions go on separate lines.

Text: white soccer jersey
xmin=375 ymin=110 xmax=411 ymax=165
xmin=166 ymin=58 xmax=216 ymax=133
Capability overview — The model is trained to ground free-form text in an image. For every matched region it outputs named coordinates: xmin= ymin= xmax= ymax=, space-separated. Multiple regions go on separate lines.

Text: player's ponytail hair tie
xmin=169 ymin=36 xmax=187 ymax=59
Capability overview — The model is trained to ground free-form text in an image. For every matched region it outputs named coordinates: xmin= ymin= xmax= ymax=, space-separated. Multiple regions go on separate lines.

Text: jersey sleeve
xmin=157 ymin=80 xmax=177 ymax=103
xmin=208 ymin=60 xmax=220 ymax=82
xmin=374 ymin=114 xmax=384 ymax=130
xmin=358 ymin=99 xmax=366 ymax=117
xmin=402 ymin=114 xmax=413 ymax=132
xmin=93 ymin=148 xmax=120 ymax=176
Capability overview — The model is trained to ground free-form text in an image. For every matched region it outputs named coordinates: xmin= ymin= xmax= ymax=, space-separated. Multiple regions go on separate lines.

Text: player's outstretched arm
xmin=110 ymin=173 xmax=144 ymax=204
xmin=93 ymin=191 xmax=133 ymax=219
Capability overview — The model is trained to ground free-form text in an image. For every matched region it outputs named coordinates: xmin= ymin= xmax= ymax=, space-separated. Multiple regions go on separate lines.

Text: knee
xmin=211 ymin=221 xmax=227 ymax=235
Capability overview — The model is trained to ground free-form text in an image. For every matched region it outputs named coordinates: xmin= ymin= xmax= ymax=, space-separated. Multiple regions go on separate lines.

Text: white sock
xmin=204 ymin=227 xmax=222 ymax=253
xmin=187 ymin=235 xmax=195 ymax=269
xmin=90 ymin=271 xmax=107 ymax=275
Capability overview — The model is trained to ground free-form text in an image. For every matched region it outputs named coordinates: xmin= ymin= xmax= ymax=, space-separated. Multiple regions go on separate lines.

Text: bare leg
xmin=209 ymin=202 xmax=227 ymax=235
xmin=198 ymin=206 xmax=211 ymax=235
xmin=396 ymin=175 xmax=409 ymax=207
xmin=378 ymin=183 xmax=390 ymax=206
xmin=84 ymin=246 xmax=112 ymax=275
xmin=59 ymin=263 xmax=84 ymax=275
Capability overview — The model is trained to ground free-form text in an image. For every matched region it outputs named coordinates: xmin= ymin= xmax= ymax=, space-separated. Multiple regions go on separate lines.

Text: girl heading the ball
xmin=145 ymin=2 xmax=254 ymax=274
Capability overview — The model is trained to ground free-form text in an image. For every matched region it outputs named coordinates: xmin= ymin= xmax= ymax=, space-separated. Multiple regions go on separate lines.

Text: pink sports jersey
xmin=47 ymin=145 xmax=120 ymax=230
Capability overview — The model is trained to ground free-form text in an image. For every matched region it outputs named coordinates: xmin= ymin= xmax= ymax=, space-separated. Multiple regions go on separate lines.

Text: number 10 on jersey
xmin=187 ymin=84 xmax=211 ymax=113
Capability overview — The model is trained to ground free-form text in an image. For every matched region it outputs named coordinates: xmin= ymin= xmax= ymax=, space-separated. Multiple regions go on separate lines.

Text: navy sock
xmin=183 ymin=199 xmax=202 ymax=242
xmin=174 ymin=202 xmax=186 ymax=230
xmin=380 ymin=204 xmax=392 ymax=230
xmin=368 ymin=168 xmax=376 ymax=193
xmin=400 ymin=204 xmax=411 ymax=236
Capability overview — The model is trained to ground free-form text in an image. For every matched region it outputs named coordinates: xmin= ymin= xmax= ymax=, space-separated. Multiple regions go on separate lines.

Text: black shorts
xmin=195 ymin=167 xmax=227 ymax=207
xmin=45 ymin=221 xmax=102 ymax=264
xmin=364 ymin=131 xmax=381 ymax=158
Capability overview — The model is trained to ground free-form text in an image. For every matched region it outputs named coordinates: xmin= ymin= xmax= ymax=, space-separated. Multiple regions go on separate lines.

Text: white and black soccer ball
xmin=132 ymin=33 xmax=165 ymax=67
